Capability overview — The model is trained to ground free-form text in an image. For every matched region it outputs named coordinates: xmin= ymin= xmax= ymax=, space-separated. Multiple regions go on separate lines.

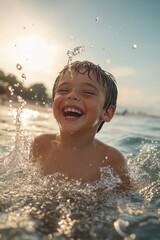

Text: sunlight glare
xmin=15 ymin=34 xmax=59 ymax=72
xmin=9 ymin=107 xmax=39 ymax=127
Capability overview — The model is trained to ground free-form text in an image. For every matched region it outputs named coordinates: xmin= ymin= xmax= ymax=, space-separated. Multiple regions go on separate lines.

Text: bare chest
xmin=39 ymin=147 xmax=105 ymax=182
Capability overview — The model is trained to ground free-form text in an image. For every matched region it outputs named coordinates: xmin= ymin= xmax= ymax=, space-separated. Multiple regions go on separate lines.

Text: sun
xmin=15 ymin=34 xmax=58 ymax=72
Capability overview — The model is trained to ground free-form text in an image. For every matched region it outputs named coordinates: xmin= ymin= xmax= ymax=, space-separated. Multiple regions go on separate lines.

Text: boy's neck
xmin=57 ymin=131 xmax=96 ymax=149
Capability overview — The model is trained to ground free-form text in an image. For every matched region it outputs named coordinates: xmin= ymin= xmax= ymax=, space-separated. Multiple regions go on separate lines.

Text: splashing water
xmin=0 ymin=131 xmax=127 ymax=239
xmin=0 ymin=104 xmax=132 ymax=239
xmin=67 ymin=45 xmax=85 ymax=64
xmin=0 ymin=106 xmax=160 ymax=239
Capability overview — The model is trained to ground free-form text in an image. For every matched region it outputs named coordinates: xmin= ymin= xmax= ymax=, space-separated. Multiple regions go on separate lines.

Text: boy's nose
xmin=67 ymin=91 xmax=80 ymax=100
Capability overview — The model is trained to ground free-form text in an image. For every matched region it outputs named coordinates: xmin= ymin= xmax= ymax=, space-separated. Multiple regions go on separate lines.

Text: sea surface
xmin=0 ymin=103 xmax=160 ymax=240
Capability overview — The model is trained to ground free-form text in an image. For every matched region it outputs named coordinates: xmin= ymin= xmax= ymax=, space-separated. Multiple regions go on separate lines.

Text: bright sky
xmin=0 ymin=0 xmax=160 ymax=114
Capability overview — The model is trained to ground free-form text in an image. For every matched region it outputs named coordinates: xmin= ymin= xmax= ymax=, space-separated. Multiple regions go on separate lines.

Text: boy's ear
xmin=101 ymin=105 xmax=116 ymax=122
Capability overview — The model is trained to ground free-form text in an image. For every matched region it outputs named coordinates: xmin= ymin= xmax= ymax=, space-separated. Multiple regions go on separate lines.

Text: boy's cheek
xmin=52 ymin=101 xmax=59 ymax=116
xmin=52 ymin=95 xmax=60 ymax=107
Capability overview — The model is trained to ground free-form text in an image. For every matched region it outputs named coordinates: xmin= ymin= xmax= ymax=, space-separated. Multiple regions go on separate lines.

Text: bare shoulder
xmin=96 ymin=139 xmax=125 ymax=165
xmin=96 ymin=140 xmax=131 ymax=190
xmin=30 ymin=133 xmax=56 ymax=159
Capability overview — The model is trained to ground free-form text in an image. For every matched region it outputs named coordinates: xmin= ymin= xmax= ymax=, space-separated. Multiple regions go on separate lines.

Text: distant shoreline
xmin=1 ymin=101 xmax=160 ymax=118
xmin=116 ymin=111 xmax=160 ymax=118
xmin=0 ymin=100 xmax=52 ymax=114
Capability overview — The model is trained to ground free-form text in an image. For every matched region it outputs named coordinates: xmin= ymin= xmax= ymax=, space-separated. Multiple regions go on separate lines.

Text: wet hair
xmin=52 ymin=60 xmax=118 ymax=132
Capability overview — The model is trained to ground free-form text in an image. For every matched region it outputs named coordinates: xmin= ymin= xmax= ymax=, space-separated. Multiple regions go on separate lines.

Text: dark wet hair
xmin=52 ymin=61 xmax=118 ymax=132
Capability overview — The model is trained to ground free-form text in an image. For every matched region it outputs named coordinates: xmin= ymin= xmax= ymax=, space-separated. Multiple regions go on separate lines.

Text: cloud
xmin=109 ymin=66 xmax=136 ymax=78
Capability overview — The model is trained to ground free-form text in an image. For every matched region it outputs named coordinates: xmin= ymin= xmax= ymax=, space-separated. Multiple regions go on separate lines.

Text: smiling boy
xmin=30 ymin=61 xmax=131 ymax=190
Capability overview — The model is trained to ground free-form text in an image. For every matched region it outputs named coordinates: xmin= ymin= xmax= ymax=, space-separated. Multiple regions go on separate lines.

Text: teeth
xmin=63 ymin=107 xmax=83 ymax=114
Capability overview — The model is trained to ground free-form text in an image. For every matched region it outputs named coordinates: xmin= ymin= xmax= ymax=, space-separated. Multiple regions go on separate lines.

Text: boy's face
xmin=53 ymin=69 xmax=107 ymax=134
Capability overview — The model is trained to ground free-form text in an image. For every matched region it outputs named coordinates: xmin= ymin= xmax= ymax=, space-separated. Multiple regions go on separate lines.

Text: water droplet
xmin=73 ymin=46 xmax=85 ymax=55
xmin=132 ymin=44 xmax=138 ymax=49
xmin=67 ymin=50 xmax=74 ymax=62
xmin=106 ymin=59 xmax=111 ymax=64
xmin=70 ymin=35 xmax=74 ymax=40
xmin=16 ymin=63 xmax=22 ymax=70
xmin=21 ymin=73 xmax=26 ymax=80
xmin=8 ymin=86 xmax=14 ymax=95
xmin=17 ymin=95 xmax=22 ymax=102
xmin=90 ymin=44 xmax=95 ymax=48
xmin=95 ymin=16 xmax=99 ymax=22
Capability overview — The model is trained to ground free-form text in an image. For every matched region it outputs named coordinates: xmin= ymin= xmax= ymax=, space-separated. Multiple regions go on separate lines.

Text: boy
xmin=30 ymin=61 xmax=131 ymax=190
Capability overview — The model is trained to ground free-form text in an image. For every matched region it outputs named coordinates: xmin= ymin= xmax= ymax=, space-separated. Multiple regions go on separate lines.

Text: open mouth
xmin=62 ymin=106 xmax=84 ymax=118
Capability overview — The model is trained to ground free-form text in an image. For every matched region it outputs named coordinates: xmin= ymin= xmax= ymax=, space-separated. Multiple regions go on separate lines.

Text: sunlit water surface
xmin=0 ymin=104 xmax=160 ymax=240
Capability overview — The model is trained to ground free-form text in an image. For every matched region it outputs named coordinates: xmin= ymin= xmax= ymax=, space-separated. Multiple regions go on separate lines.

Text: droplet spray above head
xmin=52 ymin=60 xmax=118 ymax=132
xmin=67 ymin=46 xmax=85 ymax=65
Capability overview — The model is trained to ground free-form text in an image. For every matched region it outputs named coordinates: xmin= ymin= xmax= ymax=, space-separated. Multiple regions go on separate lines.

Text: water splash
xmin=1 ymin=107 xmax=160 ymax=239
xmin=114 ymin=213 xmax=160 ymax=238
xmin=0 ymin=130 xmax=127 ymax=238
xmin=67 ymin=45 xmax=85 ymax=64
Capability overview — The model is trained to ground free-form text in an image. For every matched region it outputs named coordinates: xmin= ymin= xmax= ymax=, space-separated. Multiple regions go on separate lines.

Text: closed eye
xmin=57 ymin=88 xmax=69 ymax=93
xmin=83 ymin=91 xmax=97 ymax=95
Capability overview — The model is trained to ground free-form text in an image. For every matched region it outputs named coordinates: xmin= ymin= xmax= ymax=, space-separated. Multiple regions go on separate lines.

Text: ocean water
xmin=0 ymin=103 xmax=160 ymax=240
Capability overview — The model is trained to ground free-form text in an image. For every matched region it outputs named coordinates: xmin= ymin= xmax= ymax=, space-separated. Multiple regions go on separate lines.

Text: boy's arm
xmin=106 ymin=147 xmax=132 ymax=190
xmin=115 ymin=153 xmax=131 ymax=190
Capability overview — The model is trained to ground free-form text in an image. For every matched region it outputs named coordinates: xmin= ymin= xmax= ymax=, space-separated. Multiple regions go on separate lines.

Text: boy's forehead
xmin=60 ymin=68 xmax=97 ymax=82
xmin=57 ymin=69 xmax=107 ymax=94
